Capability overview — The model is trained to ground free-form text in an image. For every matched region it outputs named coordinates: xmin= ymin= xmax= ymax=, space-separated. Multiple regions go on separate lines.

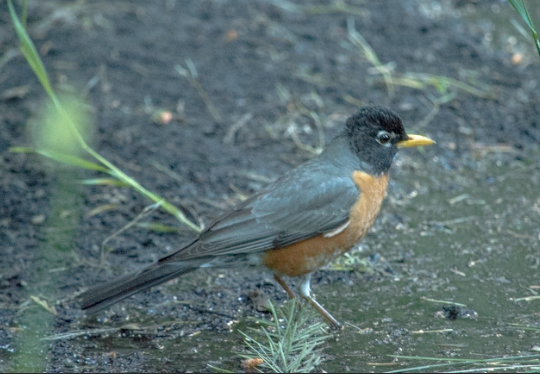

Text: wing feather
xmin=172 ymin=165 xmax=360 ymax=260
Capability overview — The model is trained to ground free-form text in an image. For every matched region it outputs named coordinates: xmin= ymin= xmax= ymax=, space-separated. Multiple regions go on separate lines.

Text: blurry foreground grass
xmin=5 ymin=0 xmax=199 ymax=371
xmin=7 ymin=0 xmax=201 ymax=232
xmin=29 ymin=93 xmax=93 ymax=157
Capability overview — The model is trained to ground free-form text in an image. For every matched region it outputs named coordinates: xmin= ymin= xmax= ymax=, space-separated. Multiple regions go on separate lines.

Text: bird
xmin=80 ymin=105 xmax=434 ymax=328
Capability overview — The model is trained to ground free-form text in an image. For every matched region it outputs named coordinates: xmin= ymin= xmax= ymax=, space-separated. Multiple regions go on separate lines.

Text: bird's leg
xmin=274 ymin=274 xmax=296 ymax=299
xmin=299 ymin=274 xmax=342 ymax=329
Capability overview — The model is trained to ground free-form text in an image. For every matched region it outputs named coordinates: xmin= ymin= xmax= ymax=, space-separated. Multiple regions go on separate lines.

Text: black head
xmin=345 ymin=105 xmax=413 ymax=175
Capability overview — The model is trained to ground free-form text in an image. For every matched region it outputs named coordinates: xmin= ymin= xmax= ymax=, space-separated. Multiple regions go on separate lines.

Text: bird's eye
xmin=377 ymin=131 xmax=392 ymax=145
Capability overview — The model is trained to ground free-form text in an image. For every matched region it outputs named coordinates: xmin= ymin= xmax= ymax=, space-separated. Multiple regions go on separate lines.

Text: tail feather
xmin=80 ymin=259 xmax=206 ymax=314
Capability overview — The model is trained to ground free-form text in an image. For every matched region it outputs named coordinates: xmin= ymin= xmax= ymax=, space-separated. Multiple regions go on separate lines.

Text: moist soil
xmin=1 ymin=0 xmax=540 ymax=372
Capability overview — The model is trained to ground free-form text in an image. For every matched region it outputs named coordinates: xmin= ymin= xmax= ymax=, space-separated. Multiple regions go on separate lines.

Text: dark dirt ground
xmin=1 ymin=0 xmax=540 ymax=372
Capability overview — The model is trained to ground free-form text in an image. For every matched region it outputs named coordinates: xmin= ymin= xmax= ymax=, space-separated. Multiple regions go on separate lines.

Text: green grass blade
xmin=508 ymin=0 xmax=540 ymax=56
xmin=509 ymin=0 xmax=536 ymax=32
xmin=7 ymin=0 xmax=55 ymax=101
xmin=10 ymin=147 xmax=110 ymax=173
xmin=21 ymin=0 xmax=28 ymax=28
xmin=79 ymin=178 xmax=129 ymax=186
xmin=7 ymin=0 xmax=201 ymax=233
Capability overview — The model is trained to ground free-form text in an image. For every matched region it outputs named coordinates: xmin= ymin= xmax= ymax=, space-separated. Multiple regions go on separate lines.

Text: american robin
xmin=80 ymin=105 xmax=434 ymax=328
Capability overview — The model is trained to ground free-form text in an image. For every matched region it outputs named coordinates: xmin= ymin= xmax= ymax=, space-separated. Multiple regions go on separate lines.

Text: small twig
xmin=344 ymin=321 xmax=373 ymax=334
xmin=421 ymin=297 xmax=467 ymax=307
xmin=411 ymin=329 xmax=453 ymax=334
xmin=294 ymin=100 xmax=325 ymax=151
xmin=152 ymin=161 xmax=183 ymax=183
xmin=197 ymin=197 xmax=230 ymax=210
xmin=402 ymin=72 xmax=495 ymax=99
xmin=41 ymin=328 xmax=119 ymax=341
xmin=175 ymin=59 xmax=222 ymax=123
xmin=41 ymin=320 xmax=194 ymax=341
xmin=430 ymin=216 xmax=476 ymax=226
xmin=448 ymin=194 xmax=470 ymax=205
xmin=100 ymin=201 xmax=162 ymax=264
xmin=233 ymin=170 xmax=275 ymax=183
xmin=30 ymin=295 xmax=57 ymax=315
xmin=223 ymin=113 xmax=253 ymax=144
xmin=228 ymin=183 xmax=249 ymax=200
xmin=270 ymin=0 xmax=365 ymax=16
xmin=416 ymin=92 xmax=456 ymax=128
xmin=511 ymin=295 xmax=540 ymax=302
xmin=290 ymin=130 xmax=322 ymax=155
xmin=450 ymin=268 xmax=466 ymax=277
xmin=507 ymin=230 xmax=536 ymax=240
xmin=342 ymin=93 xmax=367 ymax=107
xmin=347 ymin=17 xmax=395 ymax=98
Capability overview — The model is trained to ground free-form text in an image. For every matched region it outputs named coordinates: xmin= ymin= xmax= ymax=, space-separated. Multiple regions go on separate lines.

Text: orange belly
xmin=262 ymin=172 xmax=389 ymax=277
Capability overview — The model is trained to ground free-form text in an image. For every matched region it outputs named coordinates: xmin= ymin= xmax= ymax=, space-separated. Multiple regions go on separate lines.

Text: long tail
xmin=80 ymin=258 xmax=208 ymax=314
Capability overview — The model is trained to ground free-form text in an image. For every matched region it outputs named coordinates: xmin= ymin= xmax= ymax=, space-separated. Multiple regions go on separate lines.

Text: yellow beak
xmin=396 ymin=134 xmax=435 ymax=148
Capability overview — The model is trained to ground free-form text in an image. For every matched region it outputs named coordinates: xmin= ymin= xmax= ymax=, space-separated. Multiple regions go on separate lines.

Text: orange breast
xmin=262 ymin=171 xmax=389 ymax=277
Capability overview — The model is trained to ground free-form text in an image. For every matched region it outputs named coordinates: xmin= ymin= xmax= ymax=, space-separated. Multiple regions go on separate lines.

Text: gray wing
xmin=170 ymin=168 xmax=359 ymax=261
xmin=80 ymin=173 xmax=358 ymax=313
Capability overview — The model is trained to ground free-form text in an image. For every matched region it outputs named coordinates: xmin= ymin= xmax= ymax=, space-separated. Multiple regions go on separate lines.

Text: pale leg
xmin=274 ymin=273 xmax=341 ymax=329
xmin=300 ymin=274 xmax=342 ymax=329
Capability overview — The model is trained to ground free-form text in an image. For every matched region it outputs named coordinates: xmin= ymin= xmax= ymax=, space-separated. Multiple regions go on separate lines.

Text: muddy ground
xmin=1 ymin=0 xmax=540 ymax=372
